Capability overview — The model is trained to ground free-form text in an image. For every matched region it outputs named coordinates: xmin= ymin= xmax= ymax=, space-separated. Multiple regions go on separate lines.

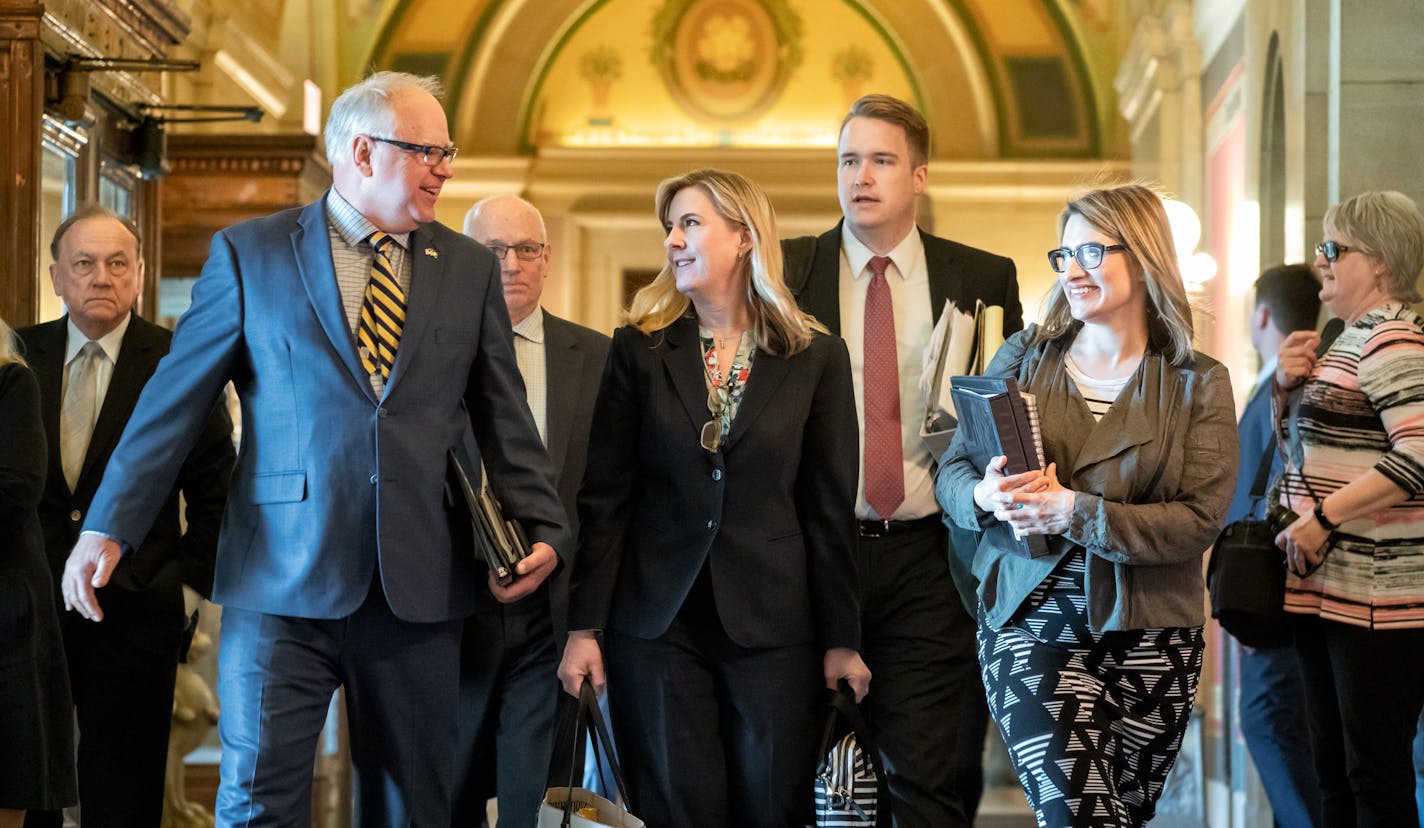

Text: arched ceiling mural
xmin=355 ymin=0 xmax=1125 ymax=159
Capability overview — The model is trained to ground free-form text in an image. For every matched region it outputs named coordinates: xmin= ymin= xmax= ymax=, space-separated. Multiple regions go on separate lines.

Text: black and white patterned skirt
xmin=977 ymin=550 xmax=1203 ymax=828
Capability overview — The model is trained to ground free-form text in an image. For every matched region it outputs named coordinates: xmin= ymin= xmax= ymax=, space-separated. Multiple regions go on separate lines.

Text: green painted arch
xmin=361 ymin=0 xmax=1105 ymax=157
xmin=506 ymin=0 xmax=931 ymax=154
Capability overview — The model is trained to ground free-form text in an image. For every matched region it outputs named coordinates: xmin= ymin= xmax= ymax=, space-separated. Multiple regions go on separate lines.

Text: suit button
xmin=712 ymin=469 xmax=723 ymax=481
xmin=378 ymin=408 xmax=390 ymax=418
xmin=369 ymin=474 xmax=378 ymax=485
xmin=70 ymin=509 xmax=82 ymax=522
xmin=706 ymin=520 xmax=716 ymax=530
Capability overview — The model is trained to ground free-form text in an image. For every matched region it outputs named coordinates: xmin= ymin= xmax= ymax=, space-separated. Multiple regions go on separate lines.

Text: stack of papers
xmin=919 ymin=299 xmax=1006 ymax=456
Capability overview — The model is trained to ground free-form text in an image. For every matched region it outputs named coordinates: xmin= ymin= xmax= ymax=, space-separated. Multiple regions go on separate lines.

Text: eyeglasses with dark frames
xmin=487 ymin=243 xmax=547 ymax=262
xmin=364 ymin=135 xmax=459 ymax=167
xmin=1315 ymin=240 xmax=1359 ymax=263
xmin=1046 ymin=242 xmax=1129 ymax=273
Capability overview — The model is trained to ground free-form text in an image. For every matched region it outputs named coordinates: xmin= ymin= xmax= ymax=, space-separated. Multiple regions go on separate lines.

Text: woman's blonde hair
xmin=626 ymin=169 xmax=824 ymax=355
xmin=1324 ymin=190 xmax=1424 ymax=303
xmin=1038 ymin=183 xmax=1196 ymax=366
xmin=0 ymin=316 xmax=26 ymax=368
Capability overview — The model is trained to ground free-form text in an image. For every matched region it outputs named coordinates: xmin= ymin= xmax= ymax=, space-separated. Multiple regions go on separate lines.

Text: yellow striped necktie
xmin=357 ymin=232 xmax=405 ymax=380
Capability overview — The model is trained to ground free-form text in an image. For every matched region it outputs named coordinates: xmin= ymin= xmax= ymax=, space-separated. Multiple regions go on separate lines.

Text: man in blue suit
xmin=58 ymin=72 xmax=569 ymax=826
xmin=1229 ymin=263 xmax=1322 ymax=828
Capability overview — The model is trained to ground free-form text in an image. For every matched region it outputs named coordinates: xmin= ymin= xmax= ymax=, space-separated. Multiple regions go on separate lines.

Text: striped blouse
xmin=1279 ymin=302 xmax=1424 ymax=629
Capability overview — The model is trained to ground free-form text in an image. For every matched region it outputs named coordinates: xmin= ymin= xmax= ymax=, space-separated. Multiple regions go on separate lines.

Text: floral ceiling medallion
xmin=651 ymin=0 xmax=803 ymax=124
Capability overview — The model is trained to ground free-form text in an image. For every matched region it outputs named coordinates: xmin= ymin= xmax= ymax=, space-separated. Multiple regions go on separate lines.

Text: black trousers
xmin=1293 ymin=615 xmax=1424 ymax=828
xmin=450 ymin=592 xmax=560 ymax=828
xmin=25 ymin=604 xmax=182 ymax=828
xmin=604 ymin=569 xmax=820 ymax=828
xmin=857 ymin=519 xmax=977 ymax=828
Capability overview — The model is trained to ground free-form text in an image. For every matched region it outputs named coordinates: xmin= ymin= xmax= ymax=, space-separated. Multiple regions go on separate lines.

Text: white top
xmin=838 ymin=224 xmax=936 ymax=520
xmin=1063 ymin=354 xmax=1131 ymax=422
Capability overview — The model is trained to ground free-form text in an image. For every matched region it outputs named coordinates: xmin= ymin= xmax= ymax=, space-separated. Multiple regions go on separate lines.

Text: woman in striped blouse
xmin=1274 ymin=190 xmax=1424 ymax=827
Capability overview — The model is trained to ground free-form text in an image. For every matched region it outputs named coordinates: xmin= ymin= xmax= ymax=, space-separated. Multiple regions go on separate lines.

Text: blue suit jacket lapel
xmin=385 ymin=224 xmax=443 ymax=391
xmin=292 ymin=198 xmax=376 ymax=402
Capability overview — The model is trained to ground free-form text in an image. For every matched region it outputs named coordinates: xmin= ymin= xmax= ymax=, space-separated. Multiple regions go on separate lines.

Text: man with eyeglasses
xmin=782 ymin=94 xmax=1022 ymax=827
xmin=456 ymin=195 xmax=610 ymax=827
xmin=58 ymin=72 xmax=568 ymax=826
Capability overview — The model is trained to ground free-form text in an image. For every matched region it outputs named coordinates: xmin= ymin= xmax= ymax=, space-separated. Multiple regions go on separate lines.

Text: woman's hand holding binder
xmin=993 ymin=462 xmax=1076 ymax=538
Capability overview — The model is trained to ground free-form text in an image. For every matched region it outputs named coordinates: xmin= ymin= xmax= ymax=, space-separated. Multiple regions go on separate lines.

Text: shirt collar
xmin=1255 ymin=355 xmax=1277 ymax=390
xmin=841 ymin=223 xmax=924 ymax=282
xmin=66 ymin=311 xmax=131 ymax=365
xmin=326 ymin=187 xmax=411 ymax=251
xmin=512 ymin=305 xmax=545 ymax=344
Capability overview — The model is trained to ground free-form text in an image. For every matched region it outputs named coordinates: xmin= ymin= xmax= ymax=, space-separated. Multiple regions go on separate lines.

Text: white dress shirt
xmin=838 ymin=225 xmax=937 ymax=520
xmin=63 ymin=312 xmax=130 ymax=406
xmin=512 ymin=306 xmax=548 ymax=447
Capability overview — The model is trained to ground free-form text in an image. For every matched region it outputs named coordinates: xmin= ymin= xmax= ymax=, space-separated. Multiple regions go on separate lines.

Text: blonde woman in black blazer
xmin=558 ymin=169 xmax=871 ymax=827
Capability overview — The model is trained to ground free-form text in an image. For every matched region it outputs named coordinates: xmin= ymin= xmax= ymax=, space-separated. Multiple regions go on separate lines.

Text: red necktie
xmin=863 ymin=255 xmax=904 ymax=518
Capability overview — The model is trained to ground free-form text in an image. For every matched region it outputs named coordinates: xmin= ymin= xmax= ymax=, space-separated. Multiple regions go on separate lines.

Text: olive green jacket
xmin=936 ymin=323 xmax=1239 ymax=631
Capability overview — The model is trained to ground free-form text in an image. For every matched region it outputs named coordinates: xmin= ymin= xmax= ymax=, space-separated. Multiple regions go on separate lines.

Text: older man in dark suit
xmin=58 ymin=73 xmax=568 ymax=826
xmin=455 ymin=195 xmax=610 ymax=827
xmin=784 ymin=94 xmax=1022 ymax=827
xmin=20 ymin=204 xmax=234 ymax=828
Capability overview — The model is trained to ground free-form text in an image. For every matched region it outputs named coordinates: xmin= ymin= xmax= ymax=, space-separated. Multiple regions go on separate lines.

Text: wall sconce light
xmin=1163 ymin=198 xmax=1218 ymax=292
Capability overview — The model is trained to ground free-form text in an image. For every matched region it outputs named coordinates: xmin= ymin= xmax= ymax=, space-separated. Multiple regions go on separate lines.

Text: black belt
xmin=856 ymin=514 xmax=941 ymax=538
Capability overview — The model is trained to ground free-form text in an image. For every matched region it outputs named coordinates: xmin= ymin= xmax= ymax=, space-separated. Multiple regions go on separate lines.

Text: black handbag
xmin=1207 ymin=443 xmax=1292 ymax=648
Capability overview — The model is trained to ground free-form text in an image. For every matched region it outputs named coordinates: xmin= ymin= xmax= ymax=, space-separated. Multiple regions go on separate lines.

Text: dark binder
xmin=448 ymin=447 xmax=532 ymax=586
xmin=948 ymin=375 xmax=1050 ymax=558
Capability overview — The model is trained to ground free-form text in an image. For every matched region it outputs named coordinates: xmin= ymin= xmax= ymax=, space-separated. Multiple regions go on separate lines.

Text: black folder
xmin=948 ymin=375 xmax=1051 ymax=558
xmin=448 ymin=447 xmax=532 ymax=586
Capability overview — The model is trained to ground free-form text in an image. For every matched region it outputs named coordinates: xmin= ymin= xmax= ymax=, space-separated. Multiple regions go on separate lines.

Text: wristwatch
xmin=1313 ymin=499 xmax=1340 ymax=531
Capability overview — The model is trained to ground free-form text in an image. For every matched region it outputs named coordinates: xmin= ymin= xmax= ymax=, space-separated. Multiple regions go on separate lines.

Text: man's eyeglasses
xmin=1047 ymin=242 xmax=1129 ymax=273
xmin=487 ymin=243 xmax=547 ymax=261
xmin=701 ymin=386 xmax=728 ymax=454
xmin=1315 ymin=240 xmax=1359 ymax=263
xmin=365 ymin=135 xmax=458 ymax=167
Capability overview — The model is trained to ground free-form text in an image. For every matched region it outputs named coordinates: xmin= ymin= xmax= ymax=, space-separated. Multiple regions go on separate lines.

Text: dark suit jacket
xmin=569 ymin=315 xmax=861 ymax=651
xmin=0 ymin=362 xmax=76 ymax=809
xmin=783 ymin=222 xmax=1023 ymax=341
xmin=82 ymin=196 xmax=569 ymax=623
xmin=540 ymin=311 xmax=610 ymax=640
xmin=19 ymin=315 xmax=234 ymax=651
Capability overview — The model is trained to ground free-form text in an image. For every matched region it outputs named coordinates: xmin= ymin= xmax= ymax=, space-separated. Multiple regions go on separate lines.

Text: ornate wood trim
xmin=161 ymin=133 xmax=331 ymax=283
xmin=0 ymin=0 xmax=44 ymax=326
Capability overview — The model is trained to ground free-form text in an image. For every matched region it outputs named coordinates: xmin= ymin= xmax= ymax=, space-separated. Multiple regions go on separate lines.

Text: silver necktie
xmin=61 ymin=341 xmax=104 ymax=490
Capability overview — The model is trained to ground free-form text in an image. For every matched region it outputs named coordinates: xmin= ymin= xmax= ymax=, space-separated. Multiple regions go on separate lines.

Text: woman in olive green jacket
xmin=936 ymin=183 xmax=1237 ymax=828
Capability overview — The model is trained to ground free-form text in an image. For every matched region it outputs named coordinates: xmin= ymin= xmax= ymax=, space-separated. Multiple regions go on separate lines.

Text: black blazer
xmin=540 ymin=311 xmax=610 ymax=639
xmin=0 ymin=362 xmax=54 ymax=642
xmin=19 ymin=315 xmax=234 ymax=651
xmin=569 ymin=315 xmax=860 ymax=651
xmin=785 ymin=222 xmax=1023 ymax=341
